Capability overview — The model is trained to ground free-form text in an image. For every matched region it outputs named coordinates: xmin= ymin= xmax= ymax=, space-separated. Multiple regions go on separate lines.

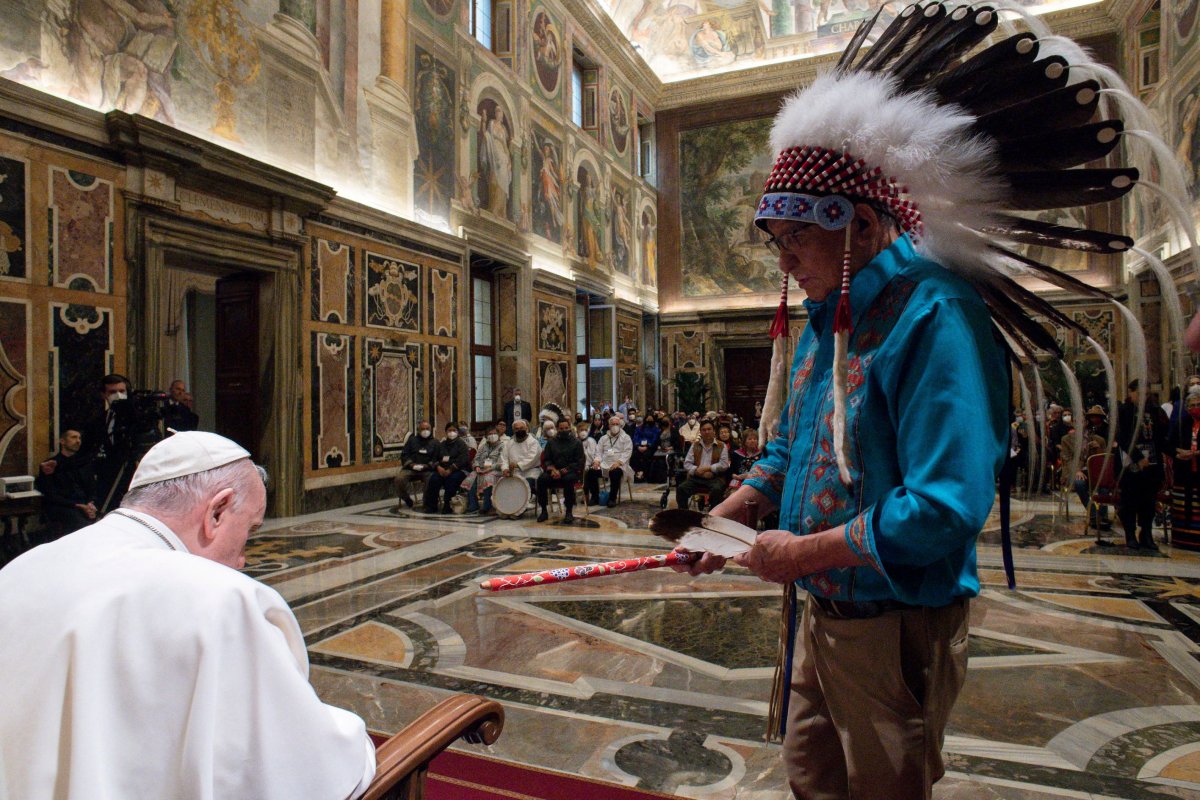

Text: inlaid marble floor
xmin=247 ymin=489 xmax=1200 ymax=799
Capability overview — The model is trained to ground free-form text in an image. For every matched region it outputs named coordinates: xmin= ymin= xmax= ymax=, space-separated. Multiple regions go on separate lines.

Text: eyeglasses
xmin=763 ymin=229 xmax=808 ymax=256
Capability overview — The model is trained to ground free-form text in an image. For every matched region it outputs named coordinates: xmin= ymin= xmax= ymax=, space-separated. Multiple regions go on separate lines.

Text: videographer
xmin=82 ymin=374 xmax=170 ymax=513
xmin=164 ymin=379 xmax=199 ymax=431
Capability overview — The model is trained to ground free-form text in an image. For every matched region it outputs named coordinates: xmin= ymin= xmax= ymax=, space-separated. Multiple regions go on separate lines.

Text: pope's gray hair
xmin=122 ymin=459 xmax=268 ymax=513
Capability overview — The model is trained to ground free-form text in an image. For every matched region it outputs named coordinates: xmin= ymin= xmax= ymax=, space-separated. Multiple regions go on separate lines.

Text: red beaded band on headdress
xmin=759 ymin=145 xmax=924 ymax=237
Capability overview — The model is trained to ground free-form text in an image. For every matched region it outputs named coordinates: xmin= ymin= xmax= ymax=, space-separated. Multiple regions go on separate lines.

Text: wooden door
xmin=215 ymin=274 xmax=260 ymax=458
xmin=723 ymin=346 xmax=772 ymax=423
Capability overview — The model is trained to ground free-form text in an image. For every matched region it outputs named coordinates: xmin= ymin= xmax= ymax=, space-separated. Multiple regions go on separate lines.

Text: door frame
xmin=130 ymin=211 xmax=304 ymax=517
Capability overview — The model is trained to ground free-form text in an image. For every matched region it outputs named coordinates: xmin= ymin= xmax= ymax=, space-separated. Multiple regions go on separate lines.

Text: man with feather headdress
xmin=673 ymin=2 xmax=1199 ymax=795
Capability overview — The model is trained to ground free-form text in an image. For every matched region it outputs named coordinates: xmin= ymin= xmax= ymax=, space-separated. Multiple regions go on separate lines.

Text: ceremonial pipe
xmin=479 ymin=551 xmax=698 ymax=592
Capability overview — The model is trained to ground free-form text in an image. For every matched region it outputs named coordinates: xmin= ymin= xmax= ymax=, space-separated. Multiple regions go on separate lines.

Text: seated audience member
xmin=679 ymin=413 xmax=701 ymax=444
xmin=163 ymin=379 xmax=200 ymax=431
xmin=538 ymin=419 xmax=556 ymax=447
xmin=395 ymin=421 xmax=439 ymax=508
xmin=631 ymin=416 xmax=661 ymax=482
xmin=717 ymin=424 xmax=737 ymax=448
xmin=578 ymin=420 xmax=598 ymax=465
xmin=536 ymin=418 xmax=584 ymax=523
xmin=501 ymin=419 xmax=542 ymax=489
xmin=456 ymin=421 xmax=477 ymax=450
xmin=466 ymin=427 xmax=505 ymax=514
xmin=34 ymin=428 xmax=96 ymax=542
xmin=676 ymin=419 xmax=730 ymax=510
xmin=587 ymin=414 xmax=605 ymax=441
xmin=424 ymin=423 xmax=471 ymax=514
xmin=586 ymin=415 xmax=633 ymax=508
xmin=728 ymin=428 xmax=763 ymax=492
xmin=0 ymin=431 xmax=376 ymax=799
xmin=495 ymin=419 xmax=510 ymax=443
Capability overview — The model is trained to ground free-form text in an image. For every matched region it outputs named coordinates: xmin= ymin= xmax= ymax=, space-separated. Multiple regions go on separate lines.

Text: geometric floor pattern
xmin=247 ymin=490 xmax=1200 ymax=798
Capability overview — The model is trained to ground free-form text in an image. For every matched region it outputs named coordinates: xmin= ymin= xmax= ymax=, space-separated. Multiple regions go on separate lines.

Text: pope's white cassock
xmin=0 ymin=509 xmax=375 ymax=799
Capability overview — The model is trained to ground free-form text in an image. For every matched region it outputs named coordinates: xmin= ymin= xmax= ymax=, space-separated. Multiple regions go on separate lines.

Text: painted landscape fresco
xmin=679 ymin=116 xmax=776 ymax=297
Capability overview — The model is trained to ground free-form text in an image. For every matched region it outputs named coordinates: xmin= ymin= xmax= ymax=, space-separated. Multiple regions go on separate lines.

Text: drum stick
xmin=479 ymin=550 xmax=698 ymax=591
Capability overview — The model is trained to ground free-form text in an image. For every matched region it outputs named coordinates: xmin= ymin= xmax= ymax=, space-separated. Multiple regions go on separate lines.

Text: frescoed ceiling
xmin=597 ymin=0 xmax=1104 ymax=83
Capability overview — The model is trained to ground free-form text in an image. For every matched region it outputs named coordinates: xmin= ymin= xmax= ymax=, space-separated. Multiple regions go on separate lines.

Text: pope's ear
xmin=203 ymin=488 xmax=236 ymax=538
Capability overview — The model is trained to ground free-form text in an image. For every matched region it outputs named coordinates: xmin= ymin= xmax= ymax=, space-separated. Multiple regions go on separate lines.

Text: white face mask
xmin=487 ymin=434 xmax=498 ymax=444
xmin=419 ymin=429 xmax=431 ymax=438
xmin=610 ymin=426 xmax=622 ymax=435
xmin=110 ymin=391 xmax=128 ymax=403
xmin=514 ymin=394 xmax=522 ymax=402
xmin=447 ymin=430 xmax=458 ymax=440
xmin=578 ymin=430 xmax=589 ymax=440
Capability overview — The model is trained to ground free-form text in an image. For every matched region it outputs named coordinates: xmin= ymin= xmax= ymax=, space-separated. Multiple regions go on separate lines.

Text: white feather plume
xmin=770 ymin=72 xmax=1006 ymax=281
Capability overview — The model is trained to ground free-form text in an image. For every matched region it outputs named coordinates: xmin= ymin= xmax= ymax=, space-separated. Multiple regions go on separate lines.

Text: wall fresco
xmin=538 ymin=358 xmax=569 ymax=410
xmin=413 ymin=46 xmax=457 ymax=225
xmin=679 ymin=116 xmax=776 ymax=296
xmin=531 ymin=125 xmax=565 ymax=243
xmin=530 ymin=7 xmax=563 ymax=99
xmin=537 ymin=299 xmax=569 ymax=353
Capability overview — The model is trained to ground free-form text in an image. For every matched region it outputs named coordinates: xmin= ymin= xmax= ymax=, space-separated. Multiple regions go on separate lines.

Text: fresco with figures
xmin=598 ymin=0 xmax=1096 ymax=82
xmin=679 ymin=115 xmax=776 ymax=297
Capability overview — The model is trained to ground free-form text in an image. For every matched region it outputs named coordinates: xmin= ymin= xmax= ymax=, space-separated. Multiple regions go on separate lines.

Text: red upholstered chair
xmin=364 ymin=694 xmax=504 ymax=800
xmin=1085 ymin=453 xmax=1119 ymax=537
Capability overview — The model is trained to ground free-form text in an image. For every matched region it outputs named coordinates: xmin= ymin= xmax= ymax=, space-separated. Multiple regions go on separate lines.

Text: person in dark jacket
xmin=34 ymin=429 xmax=96 ymax=542
xmin=424 ymin=423 xmax=472 ymax=513
xmin=1116 ymin=380 xmax=1170 ymax=550
xmin=630 ymin=417 xmax=660 ymax=482
xmin=536 ymin=418 xmax=584 ymax=523
xmin=395 ymin=422 xmax=440 ymax=508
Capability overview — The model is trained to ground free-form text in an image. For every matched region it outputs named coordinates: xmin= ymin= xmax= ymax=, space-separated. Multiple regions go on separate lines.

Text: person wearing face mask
xmin=423 ymin=423 xmax=472 ymax=514
xmin=494 ymin=420 xmax=510 ymax=444
xmin=500 ymin=420 xmax=543 ymax=493
xmin=586 ymin=415 xmax=633 ymax=507
xmin=679 ymin=414 xmax=701 ymax=445
xmin=503 ymin=389 xmax=532 ymax=429
xmin=536 ymin=418 xmax=585 ymax=523
xmin=395 ymin=422 xmax=440 ymax=508
xmin=577 ymin=421 xmax=598 ymax=465
xmin=81 ymin=373 xmax=136 ymax=512
xmin=466 ymin=427 xmax=505 ymax=514
xmin=631 ymin=416 xmax=661 ymax=482
xmin=457 ymin=422 xmax=477 ymax=450
xmin=539 ymin=420 xmax=557 ymax=447
xmin=1171 ymin=388 xmax=1200 ymax=551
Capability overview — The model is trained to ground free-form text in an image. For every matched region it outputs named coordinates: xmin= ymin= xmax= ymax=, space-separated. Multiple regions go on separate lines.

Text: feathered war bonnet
xmin=754 ymin=1 xmax=1199 ymax=498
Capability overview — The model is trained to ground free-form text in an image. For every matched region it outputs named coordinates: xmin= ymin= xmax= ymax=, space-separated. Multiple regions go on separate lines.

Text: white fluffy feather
xmin=770 ymin=72 xmax=1006 ymax=280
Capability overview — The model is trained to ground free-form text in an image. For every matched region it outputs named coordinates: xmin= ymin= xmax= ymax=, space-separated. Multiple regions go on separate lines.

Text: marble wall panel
xmin=311 ymin=332 xmax=355 ymax=469
xmin=0 ymin=154 xmax=28 ymax=282
xmin=0 ymin=299 xmax=29 ymax=474
xmin=312 ymin=238 xmax=355 ymax=324
xmin=48 ymin=302 xmax=113 ymax=445
xmin=48 ymin=167 xmax=113 ymax=293
xmin=618 ymin=368 xmax=637 ymax=409
xmin=429 ymin=267 xmax=457 ymax=337
xmin=538 ymin=358 xmax=568 ymax=411
xmin=431 ymin=343 xmax=457 ymax=431
xmin=497 ymin=271 xmax=517 ymax=351
xmin=366 ymin=338 xmax=421 ymax=461
xmin=365 ymin=252 xmax=421 ymax=333
xmin=536 ymin=299 xmax=568 ymax=353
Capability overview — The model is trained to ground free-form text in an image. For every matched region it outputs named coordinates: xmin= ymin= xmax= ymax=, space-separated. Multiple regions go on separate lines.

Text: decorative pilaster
xmin=364 ymin=0 xmax=417 ymax=216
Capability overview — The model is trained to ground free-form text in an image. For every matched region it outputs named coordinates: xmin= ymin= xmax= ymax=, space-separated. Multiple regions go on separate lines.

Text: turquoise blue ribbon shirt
xmin=744 ymin=233 xmax=1010 ymax=606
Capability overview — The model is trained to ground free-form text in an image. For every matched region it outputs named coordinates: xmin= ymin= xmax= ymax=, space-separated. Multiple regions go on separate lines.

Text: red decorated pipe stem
xmin=478 ymin=550 xmax=699 ymax=592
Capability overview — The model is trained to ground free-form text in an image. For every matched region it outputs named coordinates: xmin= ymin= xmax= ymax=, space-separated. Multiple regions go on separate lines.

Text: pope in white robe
xmin=0 ymin=433 xmax=375 ymax=800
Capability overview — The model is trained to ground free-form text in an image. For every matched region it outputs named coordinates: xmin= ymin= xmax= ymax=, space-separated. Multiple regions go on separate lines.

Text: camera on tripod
xmin=108 ymin=390 xmax=170 ymax=457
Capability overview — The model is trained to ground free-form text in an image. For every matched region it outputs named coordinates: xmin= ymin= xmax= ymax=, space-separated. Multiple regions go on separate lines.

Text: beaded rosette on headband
xmin=752 ymin=0 xmax=1200 ymax=501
